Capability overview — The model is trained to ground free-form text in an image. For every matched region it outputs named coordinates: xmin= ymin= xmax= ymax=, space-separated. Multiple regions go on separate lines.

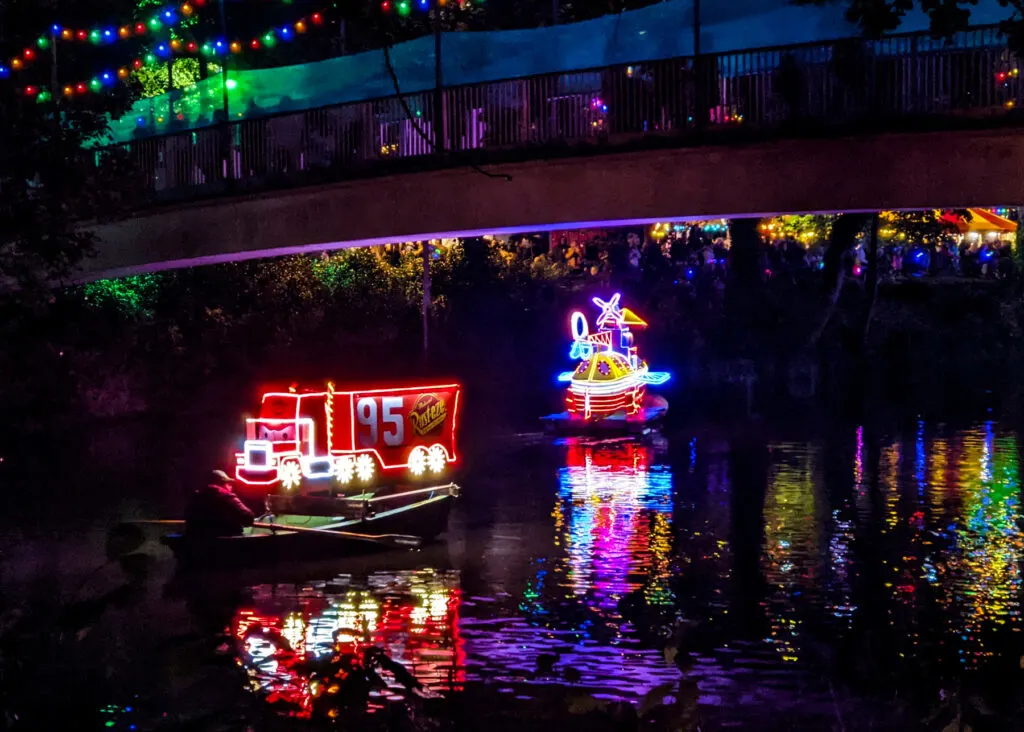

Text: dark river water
xmin=2 ymin=417 xmax=1022 ymax=729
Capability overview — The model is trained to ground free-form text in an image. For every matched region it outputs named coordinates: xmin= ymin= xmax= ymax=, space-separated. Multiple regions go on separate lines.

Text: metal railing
xmin=110 ymin=26 xmax=1022 ymax=199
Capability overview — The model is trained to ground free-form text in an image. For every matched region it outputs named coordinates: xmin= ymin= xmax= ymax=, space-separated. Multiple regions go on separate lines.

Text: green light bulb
xmin=90 ymin=78 xmax=101 ymax=91
xmin=149 ymin=17 xmax=162 ymax=30
xmin=225 ymin=79 xmax=237 ymax=90
xmin=89 ymin=30 xmax=101 ymax=43
xmin=36 ymin=89 xmax=51 ymax=102
xmin=145 ymin=53 xmax=157 ymax=64
xmin=397 ymin=1 xmax=410 ymax=15
xmin=36 ymin=36 xmax=50 ymax=49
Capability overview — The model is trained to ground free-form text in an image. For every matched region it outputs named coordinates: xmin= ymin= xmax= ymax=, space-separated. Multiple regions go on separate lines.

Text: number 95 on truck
xmin=234 ymin=381 xmax=462 ymax=493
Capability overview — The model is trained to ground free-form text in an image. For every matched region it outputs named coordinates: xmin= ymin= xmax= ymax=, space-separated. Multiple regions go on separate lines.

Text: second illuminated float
xmin=542 ymin=294 xmax=670 ymax=433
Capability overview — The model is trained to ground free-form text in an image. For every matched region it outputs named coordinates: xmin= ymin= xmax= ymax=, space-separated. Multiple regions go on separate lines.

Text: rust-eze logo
xmin=409 ymin=394 xmax=447 ymax=436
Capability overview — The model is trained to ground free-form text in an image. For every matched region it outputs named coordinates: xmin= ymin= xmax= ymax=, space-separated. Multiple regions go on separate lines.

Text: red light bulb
xmin=311 ymin=12 xmax=323 ymax=24
xmin=250 ymin=38 xmax=260 ymax=49
xmin=135 ymin=23 xmax=146 ymax=34
xmin=76 ymin=30 xmax=87 ymax=40
xmin=186 ymin=41 xmax=197 ymax=52
xmin=132 ymin=59 xmax=143 ymax=69
xmin=24 ymin=86 xmax=36 ymax=96
xmin=23 ymin=49 xmax=35 ymax=60
xmin=76 ymin=83 xmax=86 ymax=93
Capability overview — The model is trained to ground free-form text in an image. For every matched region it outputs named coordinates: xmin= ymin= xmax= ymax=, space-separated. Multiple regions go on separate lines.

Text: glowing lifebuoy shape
xmin=570 ymin=311 xmax=589 ymax=341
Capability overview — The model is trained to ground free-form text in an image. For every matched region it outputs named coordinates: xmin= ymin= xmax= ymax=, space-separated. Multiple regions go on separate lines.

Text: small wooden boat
xmin=160 ymin=378 xmax=465 ymax=569
xmin=162 ymin=482 xmax=459 ymax=568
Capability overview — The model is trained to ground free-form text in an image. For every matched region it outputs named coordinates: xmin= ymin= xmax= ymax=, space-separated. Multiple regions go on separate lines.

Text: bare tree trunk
xmin=811 ymin=213 xmax=870 ymax=346
xmin=861 ymin=214 xmax=880 ymax=346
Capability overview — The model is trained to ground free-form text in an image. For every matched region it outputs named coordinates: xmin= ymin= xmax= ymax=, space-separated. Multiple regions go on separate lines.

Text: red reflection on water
xmin=232 ymin=570 xmax=463 ymax=718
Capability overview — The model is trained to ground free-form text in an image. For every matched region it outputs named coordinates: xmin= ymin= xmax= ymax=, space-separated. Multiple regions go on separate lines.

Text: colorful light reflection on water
xmin=226 ymin=424 xmax=1024 ymax=720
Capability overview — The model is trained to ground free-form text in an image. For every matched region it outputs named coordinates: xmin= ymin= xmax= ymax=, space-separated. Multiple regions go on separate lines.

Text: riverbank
xmin=2 ymin=251 xmax=1021 ymax=446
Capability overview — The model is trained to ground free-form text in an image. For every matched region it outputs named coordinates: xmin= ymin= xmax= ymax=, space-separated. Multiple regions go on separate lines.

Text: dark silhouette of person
xmin=184 ymin=469 xmax=255 ymax=538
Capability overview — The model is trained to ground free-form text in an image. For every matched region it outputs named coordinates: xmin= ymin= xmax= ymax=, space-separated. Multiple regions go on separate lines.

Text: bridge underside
xmin=84 ymin=128 xmax=1024 ymax=280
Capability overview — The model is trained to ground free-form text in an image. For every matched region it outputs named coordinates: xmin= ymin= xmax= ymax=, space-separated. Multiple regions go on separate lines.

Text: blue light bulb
xmin=135 ymin=116 xmax=146 ymax=127
xmin=0 ymin=66 xmax=8 ymax=79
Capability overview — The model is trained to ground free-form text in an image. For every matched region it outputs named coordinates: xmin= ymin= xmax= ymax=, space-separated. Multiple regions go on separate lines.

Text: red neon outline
xmin=236 ymin=382 xmax=462 ymax=485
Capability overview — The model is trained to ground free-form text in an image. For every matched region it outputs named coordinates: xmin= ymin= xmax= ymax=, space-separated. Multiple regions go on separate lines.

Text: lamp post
xmin=49 ymin=32 xmax=58 ymax=98
xmin=422 ymin=242 xmax=432 ymax=357
xmin=433 ymin=0 xmax=443 ymax=158
xmin=423 ymin=0 xmax=445 ymax=358
xmin=693 ymin=0 xmax=700 ymax=56
xmin=218 ymin=0 xmax=234 ymax=181
xmin=693 ymin=0 xmax=705 ymax=129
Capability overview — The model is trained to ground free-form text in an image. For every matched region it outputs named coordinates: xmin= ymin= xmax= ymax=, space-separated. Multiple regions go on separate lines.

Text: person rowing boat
xmin=184 ymin=469 xmax=255 ymax=539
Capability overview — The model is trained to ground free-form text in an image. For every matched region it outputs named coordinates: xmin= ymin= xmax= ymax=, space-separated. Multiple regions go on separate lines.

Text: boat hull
xmin=162 ymin=489 xmax=453 ymax=569
xmin=540 ymin=404 xmax=667 ymax=435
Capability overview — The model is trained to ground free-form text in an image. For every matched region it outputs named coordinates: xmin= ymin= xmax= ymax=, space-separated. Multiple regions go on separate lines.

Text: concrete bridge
xmin=82 ymin=27 xmax=1024 ymax=280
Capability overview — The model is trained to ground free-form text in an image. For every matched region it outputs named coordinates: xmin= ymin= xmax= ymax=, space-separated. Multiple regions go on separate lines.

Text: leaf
xmin=941 ymin=717 xmax=962 ymax=732
xmin=567 ymin=695 xmax=608 ymax=715
xmin=969 ymin=695 xmax=994 ymax=715
xmin=638 ymin=682 xmax=676 ymax=719
xmin=118 ymin=552 xmax=153 ymax=583
xmin=106 ymin=523 xmax=145 ymax=560
xmin=663 ymin=645 xmax=678 ymax=666
xmin=536 ymin=652 xmax=559 ymax=675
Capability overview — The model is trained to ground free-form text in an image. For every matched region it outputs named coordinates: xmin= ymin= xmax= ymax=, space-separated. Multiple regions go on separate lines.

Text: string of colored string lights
xmin=379 ymin=0 xmax=476 ymax=14
xmin=7 ymin=9 xmax=323 ymax=98
xmin=0 ymin=1 xmax=209 ymax=79
xmin=10 ymin=10 xmax=326 ymax=98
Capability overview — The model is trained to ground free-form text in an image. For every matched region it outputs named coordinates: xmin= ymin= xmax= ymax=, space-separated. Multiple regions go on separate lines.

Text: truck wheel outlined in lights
xmin=334 ymin=455 xmax=355 ymax=484
xmin=355 ymin=454 xmax=375 ymax=482
xmin=427 ymin=445 xmax=447 ymax=474
xmin=408 ymin=446 xmax=428 ymax=477
xmin=280 ymin=461 xmax=302 ymax=491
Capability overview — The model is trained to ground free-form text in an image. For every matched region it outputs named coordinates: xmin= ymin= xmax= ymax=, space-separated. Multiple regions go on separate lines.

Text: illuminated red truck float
xmin=235 ymin=381 xmax=461 ymax=493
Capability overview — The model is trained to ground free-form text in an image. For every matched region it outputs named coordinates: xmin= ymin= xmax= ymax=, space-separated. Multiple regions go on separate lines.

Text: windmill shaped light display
xmin=554 ymin=294 xmax=671 ymax=423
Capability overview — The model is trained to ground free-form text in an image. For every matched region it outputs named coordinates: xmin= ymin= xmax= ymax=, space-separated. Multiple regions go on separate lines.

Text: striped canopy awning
xmin=960 ymin=208 xmax=1017 ymax=233
xmin=938 ymin=208 xmax=1017 ymax=233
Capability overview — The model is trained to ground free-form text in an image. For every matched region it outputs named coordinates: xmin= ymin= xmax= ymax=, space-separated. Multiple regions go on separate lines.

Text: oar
xmin=120 ymin=519 xmax=421 ymax=548
xmin=252 ymin=522 xmax=422 ymax=549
